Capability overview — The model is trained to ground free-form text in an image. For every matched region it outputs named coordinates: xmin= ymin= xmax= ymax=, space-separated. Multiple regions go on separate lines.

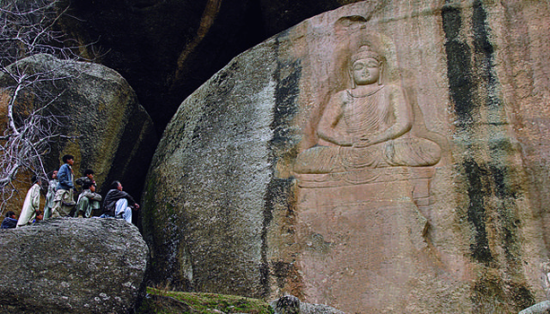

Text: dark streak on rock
xmin=442 ymin=2 xmax=474 ymax=126
xmin=442 ymin=1 xmax=493 ymax=265
xmin=473 ymin=0 xmax=534 ymax=305
xmin=463 ymin=159 xmax=493 ymax=264
xmin=444 ymin=0 xmax=535 ymax=308
xmin=261 ymin=32 xmax=301 ymax=298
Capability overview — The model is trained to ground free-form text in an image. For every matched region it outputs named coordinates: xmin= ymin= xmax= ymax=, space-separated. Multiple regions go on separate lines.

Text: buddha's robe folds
xmin=294 ymin=84 xmax=440 ymax=174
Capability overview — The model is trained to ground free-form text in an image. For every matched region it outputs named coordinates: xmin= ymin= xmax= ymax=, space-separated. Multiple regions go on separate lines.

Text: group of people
xmin=1 ymin=154 xmax=140 ymax=228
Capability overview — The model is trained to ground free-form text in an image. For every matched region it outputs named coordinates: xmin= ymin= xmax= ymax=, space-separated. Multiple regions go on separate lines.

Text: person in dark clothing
xmin=1 ymin=211 xmax=17 ymax=229
xmin=76 ymin=169 xmax=96 ymax=189
xmin=102 ymin=181 xmax=139 ymax=224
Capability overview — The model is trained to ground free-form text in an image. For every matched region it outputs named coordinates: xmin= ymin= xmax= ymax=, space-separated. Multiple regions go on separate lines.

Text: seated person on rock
xmin=1 ymin=211 xmax=17 ymax=229
xmin=74 ymin=181 xmax=102 ymax=218
xmin=294 ymin=45 xmax=441 ymax=174
xmin=101 ymin=181 xmax=139 ymax=224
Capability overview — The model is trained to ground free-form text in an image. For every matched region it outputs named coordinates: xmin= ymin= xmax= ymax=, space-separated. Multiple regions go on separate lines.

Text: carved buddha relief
xmin=294 ymin=35 xmax=442 ymax=175
xmin=287 ymin=22 xmax=450 ymax=312
xmin=292 ymin=24 xmax=447 ymax=202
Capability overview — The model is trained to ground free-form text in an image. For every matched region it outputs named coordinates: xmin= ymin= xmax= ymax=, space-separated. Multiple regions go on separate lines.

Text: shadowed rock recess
xmin=56 ymin=0 xmax=367 ymax=134
xmin=143 ymin=1 xmax=550 ymax=313
xmin=0 ymin=219 xmax=149 ymax=313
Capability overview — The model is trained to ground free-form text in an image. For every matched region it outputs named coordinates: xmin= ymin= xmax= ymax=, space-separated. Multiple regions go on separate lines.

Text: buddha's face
xmin=351 ymin=57 xmax=381 ymax=85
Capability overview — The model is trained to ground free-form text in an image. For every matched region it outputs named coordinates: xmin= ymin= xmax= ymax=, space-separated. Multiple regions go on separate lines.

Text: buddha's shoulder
xmin=383 ymin=83 xmax=405 ymax=93
xmin=329 ymin=90 xmax=353 ymax=102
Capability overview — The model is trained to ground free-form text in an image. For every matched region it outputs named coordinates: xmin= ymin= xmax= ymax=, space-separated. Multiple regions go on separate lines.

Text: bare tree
xmin=0 ymin=0 xmax=81 ymax=213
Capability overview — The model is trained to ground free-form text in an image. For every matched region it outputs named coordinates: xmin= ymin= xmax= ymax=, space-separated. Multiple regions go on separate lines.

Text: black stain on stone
xmin=443 ymin=1 xmax=535 ymax=308
xmin=442 ymin=2 xmax=475 ymax=125
xmin=510 ymin=284 xmax=536 ymax=311
xmin=472 ymin=1 xmax=494 ymax=57
xmin=442 ymin=2 xmax=493 ymax=265
xmin=488 ymin=162 xmax=517 ymax=200
xmin=261 ymin=177 xmax=294 ymax=297
xmin=271 ymin=67 xmax=300 ymax=147
xmin=463 ymin=159 xmax=494 ymax=265
xmin=472 ymin=0 xmax=499 ymax=109
xmin=260 ymin=34 xmax=301 ymax=298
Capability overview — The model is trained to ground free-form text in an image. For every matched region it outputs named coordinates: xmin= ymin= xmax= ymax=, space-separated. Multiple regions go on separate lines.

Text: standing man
xmin=43 ymin=170 xmax=58 ymax=219
xmin=17 ymin=175 xmax=41 ymax=227
xmin=52 ymin=154 xmax=76 ymax=217
xmin=102 ymin=181 xmax=139 ymax=224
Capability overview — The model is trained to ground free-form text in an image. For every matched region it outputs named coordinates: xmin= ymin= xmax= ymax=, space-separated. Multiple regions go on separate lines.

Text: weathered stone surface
xmin=272 ymin=295 xmax=300 ymax=314
xmin=270 ymin=295 xmax=345 ymax=314
xmin=0 ymin=53 xmax=157 ymax=212
xmin=0 ymin=218 xmax=149 ymax=313
xmin=55 ymin=0 xmax=366 ymax=133
xmin=519 ymin=301 xmax=550 ymax=314
xmin=143 ymin=1 xmax=550 ymax=313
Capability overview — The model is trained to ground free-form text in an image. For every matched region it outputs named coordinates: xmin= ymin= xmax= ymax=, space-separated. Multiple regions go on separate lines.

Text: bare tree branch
xmin=0 ymin=0 xmax=85 ymax=214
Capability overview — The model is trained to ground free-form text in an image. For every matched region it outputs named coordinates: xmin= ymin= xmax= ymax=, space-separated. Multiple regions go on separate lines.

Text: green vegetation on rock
xmin=138 ymin=287 xmax=274 ymax=314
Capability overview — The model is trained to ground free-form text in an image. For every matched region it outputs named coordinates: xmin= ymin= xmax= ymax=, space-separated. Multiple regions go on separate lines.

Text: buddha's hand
xmin=354 ymin=134 xmax=383 ymax=148
xmin=353 ymin=137 xmax=374 ymax=148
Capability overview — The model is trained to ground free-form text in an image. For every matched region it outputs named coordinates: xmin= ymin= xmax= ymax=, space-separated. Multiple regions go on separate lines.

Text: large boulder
xmin=143 ymin=1 xmax=550 ymax=313
xmin=0 ymin=53 xmax=157 ymax=212
xmin=0 ymin=218 xmax=149 ymax=313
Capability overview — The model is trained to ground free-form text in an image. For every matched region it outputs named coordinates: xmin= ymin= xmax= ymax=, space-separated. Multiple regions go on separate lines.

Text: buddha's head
xmin=349 ymin=45 xmax=384 ymax=87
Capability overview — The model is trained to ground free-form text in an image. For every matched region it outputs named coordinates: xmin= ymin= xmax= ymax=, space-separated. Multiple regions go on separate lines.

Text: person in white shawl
xmin=17 ymin=175 xmax=41 ymax=227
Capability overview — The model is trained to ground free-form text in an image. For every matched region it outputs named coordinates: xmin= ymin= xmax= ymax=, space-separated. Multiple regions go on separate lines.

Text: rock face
xmin=270 ymin=295 xmax=345 ymax=314
xmin=56 ymin=0 xmax=366 ymax=133
xmin=0 ymin=54 xmax=157 ymax=209
xmin=0 ymin=218 xmax=149 ymax=313
xmin=519 ymin=301 xmax=550 ymax=314
xmin=143 ymin=1 xmax=550 ymax=313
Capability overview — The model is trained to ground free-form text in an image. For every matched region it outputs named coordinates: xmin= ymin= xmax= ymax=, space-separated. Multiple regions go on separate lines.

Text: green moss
xmin=138 ymin=287 xmax=274 ymax=314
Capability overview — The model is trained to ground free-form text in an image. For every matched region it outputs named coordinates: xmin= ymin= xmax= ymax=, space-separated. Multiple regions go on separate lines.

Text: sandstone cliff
xmin=142 ymin=1 xmax=550 ymax=313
